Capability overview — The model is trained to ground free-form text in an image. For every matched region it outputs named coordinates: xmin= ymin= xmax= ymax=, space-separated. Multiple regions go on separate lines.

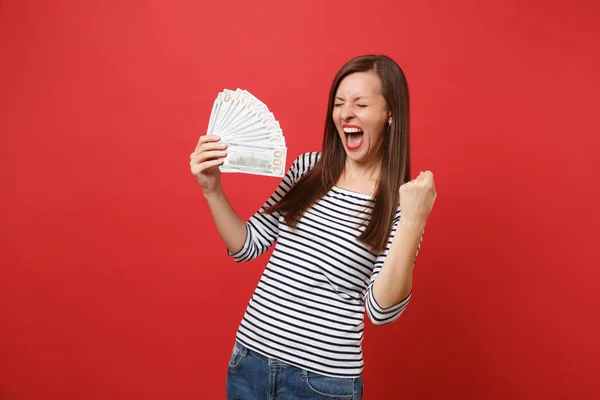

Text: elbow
xmin=227 ymin=224 xmax=260 ymax=263
xmin=368 ymin=313 xmax=396 ymax=327
xmin=366 ymin=306 xmax=407 ymax=326
xmin=365 ymin=290 xmax=411 ymax=326
xmin=228 ymin=245 xmax=259 ymax=263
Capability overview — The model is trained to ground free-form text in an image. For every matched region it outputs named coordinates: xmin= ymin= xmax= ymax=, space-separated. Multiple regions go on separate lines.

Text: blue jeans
xmin=226 ymin=341 xmax=364 ymax=400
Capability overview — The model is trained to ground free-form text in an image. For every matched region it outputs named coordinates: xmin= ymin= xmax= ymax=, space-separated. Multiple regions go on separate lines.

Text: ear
xmin=387 ymin=111 xmax=392 ymax=125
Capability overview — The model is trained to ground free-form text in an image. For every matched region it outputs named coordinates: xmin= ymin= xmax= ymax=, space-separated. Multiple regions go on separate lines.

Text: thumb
xmin=415 ymin=171 xmax=425 ymax=180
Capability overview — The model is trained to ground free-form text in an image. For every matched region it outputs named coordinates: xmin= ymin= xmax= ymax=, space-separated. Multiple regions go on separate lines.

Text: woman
xmin=190 ymin=55 xmax=437 ymax=399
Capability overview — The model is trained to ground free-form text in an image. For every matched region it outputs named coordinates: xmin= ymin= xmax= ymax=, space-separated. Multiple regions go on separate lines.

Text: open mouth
xmin=342 ymin=126 xmax=364 ymax=150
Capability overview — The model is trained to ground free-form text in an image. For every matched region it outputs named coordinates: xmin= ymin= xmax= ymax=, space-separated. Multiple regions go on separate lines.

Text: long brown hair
xmin=266 ymin=55 xmax=410 ymax=254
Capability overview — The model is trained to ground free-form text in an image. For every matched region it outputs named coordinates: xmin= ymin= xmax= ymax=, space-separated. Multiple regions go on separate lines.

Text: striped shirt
xmin=230 ymin=152 xmax=419 ymax=378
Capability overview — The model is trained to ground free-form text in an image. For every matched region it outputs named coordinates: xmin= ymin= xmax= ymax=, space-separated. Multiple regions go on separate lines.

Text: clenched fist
xmin=399 ymin=171 xmax=437 ymax=223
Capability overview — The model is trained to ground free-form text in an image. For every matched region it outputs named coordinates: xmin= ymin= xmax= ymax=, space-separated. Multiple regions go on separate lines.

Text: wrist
xmin=203 ymin=185 xmax=223 ymax=200
xmin=398 ymin=217 xmax=426 ymax=231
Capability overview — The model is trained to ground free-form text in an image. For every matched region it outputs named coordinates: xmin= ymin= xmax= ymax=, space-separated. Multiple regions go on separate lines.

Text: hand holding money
xmin=205 ymin=88 xmax=287 ymax=177
xmin=190 ymin=135 xmax=227 ymax=194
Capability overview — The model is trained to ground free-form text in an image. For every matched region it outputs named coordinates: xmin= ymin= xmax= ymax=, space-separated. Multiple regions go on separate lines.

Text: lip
xmin=341 ymin=124 xmax=363 ymax=131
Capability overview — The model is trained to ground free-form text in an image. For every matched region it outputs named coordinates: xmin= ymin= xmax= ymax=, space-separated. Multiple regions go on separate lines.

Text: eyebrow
xmin=335 ymin=96 xmax=370 ymax=101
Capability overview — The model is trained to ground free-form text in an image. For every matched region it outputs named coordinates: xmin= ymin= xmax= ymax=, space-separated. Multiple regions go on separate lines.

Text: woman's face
xmin=333 ymin=71 xmax=390 ymax=165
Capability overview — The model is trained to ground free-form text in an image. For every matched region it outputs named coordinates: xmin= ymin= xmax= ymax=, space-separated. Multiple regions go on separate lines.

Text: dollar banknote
xmin=207 ymin=88 xmax=287 ymax=178
xmin=220 ymin=142 xmax=287 ymax=178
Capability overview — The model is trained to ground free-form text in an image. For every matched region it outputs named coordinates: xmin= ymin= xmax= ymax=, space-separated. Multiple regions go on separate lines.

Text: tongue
xmin=347 ymin=132 xmax=364 ymax=149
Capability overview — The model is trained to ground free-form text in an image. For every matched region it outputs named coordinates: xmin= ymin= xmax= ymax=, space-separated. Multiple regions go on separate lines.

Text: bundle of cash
xmin=206 ymin=88 xmax=287 ymax=178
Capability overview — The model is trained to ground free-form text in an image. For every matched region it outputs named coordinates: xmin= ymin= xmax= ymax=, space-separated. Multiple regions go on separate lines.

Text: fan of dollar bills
xmin=206 ymin=88 xmax=287 ymax=178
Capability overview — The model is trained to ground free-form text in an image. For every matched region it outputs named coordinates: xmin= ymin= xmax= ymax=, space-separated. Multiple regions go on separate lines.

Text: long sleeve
xmin=228 ymin=152 xmax=319 ymax=263
xmin=364 ymin=212 xmax=424 ymax=326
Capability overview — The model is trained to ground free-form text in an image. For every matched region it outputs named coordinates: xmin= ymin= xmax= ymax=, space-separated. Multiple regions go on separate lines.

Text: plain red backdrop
xmin=1 ymin=0 xmax=599 ymax=399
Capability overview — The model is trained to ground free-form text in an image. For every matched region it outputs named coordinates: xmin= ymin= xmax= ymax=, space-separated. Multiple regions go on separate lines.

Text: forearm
xmin=372 ymin=218 xmax=425 ymax=308
xmin=203 ymin=186 xmax=247 ymax=254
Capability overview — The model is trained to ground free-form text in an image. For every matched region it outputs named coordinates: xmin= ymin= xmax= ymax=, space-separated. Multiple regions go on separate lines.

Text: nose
xmin=340 ymin=104 xmax=355 ymax=121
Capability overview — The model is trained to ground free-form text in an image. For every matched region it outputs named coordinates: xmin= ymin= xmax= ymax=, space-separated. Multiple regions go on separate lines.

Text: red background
xmin=1 ymin=0 xmax=599 ymax=399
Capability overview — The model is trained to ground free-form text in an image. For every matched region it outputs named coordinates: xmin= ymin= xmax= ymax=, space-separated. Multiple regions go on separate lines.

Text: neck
xmin=343 ymin=156 xmax=382 ymax=182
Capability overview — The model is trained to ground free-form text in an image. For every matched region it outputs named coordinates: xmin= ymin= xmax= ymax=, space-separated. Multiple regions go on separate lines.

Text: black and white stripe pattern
xmin=230 ymin=152 xmax=417 ymax=378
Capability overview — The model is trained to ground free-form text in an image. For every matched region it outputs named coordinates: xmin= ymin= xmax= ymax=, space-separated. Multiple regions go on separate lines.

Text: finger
xmin=416 ymin=170 xmax=434 ymax=183
xmin=192 ymin=142 xmax=227 ymax=159
xmin=424 ymin=173 xmax=435 ymax=187
xmin=193 ymin=149 xmax=227 ymax=164
xmin=196 ymin=134 xmax=222 ymax=150
xmin=195 ymin=158 xmax=224 ymax=174
xmin=191 ymin=148 xmax=225 ymax=163
xmin=422 ymin=170 xmax=434 ymax=179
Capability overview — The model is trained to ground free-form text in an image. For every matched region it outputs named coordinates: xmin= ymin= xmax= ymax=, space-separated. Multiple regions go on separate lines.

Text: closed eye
xmin=334 ymin=103 xmax=343 ymax=107
xmin=357 ymin=104 xmax=368 ymax=108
